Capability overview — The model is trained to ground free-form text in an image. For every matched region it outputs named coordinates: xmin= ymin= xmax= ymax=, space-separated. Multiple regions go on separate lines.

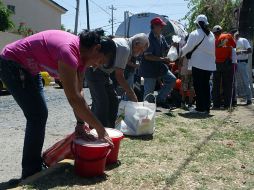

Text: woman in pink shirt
xmin=0 ymin=30 xmax=116 ymax=182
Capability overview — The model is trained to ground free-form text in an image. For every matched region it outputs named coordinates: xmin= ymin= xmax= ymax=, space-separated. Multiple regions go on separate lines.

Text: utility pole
xmin=74 ymin=0 xmax=80 ymax=35
xmin=109 ymin=5 xmax=116 ymax=35
xmin=86 ymin=0 xmax=90 ymax=31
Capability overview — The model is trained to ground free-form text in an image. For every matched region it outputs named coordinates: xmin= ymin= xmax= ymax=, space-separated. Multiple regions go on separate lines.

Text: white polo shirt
xmin=236 ymin=37 xmax=251 ymax=61
xmin=181 ymin=29 xmax=216 ymax=71
xmin=100 ymin=38 xmax=132 ymax=74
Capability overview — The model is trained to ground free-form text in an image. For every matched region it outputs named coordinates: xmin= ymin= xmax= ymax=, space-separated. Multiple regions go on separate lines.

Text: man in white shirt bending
xmin=234 ymin=32 xmax=252 ymax=105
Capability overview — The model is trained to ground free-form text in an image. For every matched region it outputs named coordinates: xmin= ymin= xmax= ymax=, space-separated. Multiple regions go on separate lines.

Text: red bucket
xmin=72 ymin=139 xmax=111 ymax=177
xmin=91 ymin=128 xmax=124 ymax=164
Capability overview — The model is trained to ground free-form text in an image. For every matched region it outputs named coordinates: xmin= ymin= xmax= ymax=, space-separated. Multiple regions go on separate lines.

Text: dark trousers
xmin=212 ymin=62 xmax=234 ymax=107
xmin=0 ymin=58 xmax=48 ymax=178
xmin=192 ymin=67 xmax=212 ymax=112
xmin=85 ymin=68 xmax=119 ymax=128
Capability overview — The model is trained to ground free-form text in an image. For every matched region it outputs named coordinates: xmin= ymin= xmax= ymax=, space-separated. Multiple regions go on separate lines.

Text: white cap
xmin=194 ymin=14 xmax=209 ymax=25
xmin=212 ymin=25 xmax=222 ymax=33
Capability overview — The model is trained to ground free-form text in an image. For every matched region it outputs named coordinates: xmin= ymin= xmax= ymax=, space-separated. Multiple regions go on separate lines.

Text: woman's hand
xmin=96 ymin=127 xmax=114 ymax=147
xmin=75 ymin=124 xmax=97 ymax=141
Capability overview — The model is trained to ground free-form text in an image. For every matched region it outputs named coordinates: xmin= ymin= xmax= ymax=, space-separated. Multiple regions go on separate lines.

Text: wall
xmin=2 ymin=0 xmax=63 ymax=32
xmin=0 ymin=32 xmax=22 ymax=51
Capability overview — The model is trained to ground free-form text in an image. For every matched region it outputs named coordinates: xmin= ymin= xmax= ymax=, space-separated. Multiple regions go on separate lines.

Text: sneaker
xmin=246 ymin=100 xmax=252 ymax=105
xmin=232 ymin=100 xmax=237 ymax=107
xmin=188 ymin=108 xmax=206 ymax=114
xmin=181 ymin=102 xmax=188 ymax=110
xmin=7 ymin=178 xmax=23 ymax=188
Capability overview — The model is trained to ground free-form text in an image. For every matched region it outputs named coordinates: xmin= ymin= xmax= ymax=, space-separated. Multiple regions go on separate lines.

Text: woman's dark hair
xmin=197 ymin=21 xmax=210 ymax=36
xmin=79 ymin=29 xmax=116 ymax=68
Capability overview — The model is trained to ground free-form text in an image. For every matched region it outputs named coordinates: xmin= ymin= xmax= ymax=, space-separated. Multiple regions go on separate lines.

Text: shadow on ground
xmin=0 ymin=161 xmax=122 ymax=190
xmin=124 ymin=134 xmax=154 ymax=141
xmin=178 ymin=112 xmax=214 ymax=119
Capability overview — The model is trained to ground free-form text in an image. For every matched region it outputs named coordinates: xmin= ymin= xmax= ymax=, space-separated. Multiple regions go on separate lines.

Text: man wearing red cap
xmin=139 ymin=17 xmax=176 ymax=108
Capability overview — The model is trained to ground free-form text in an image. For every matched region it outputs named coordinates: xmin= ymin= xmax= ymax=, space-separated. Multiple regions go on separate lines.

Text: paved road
xmin=0 ymin=86 xmax=92 ymax=183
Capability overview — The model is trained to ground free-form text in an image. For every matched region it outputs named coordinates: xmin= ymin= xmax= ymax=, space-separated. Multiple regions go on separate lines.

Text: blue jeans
xmin=0 ymin=58 xmax=48 ymax=178
xmin=144 ymin=70 xmax=176 ymax=103
xmin=237 ymin=62 xmax=252 ymax=101
xmin=123 ymin=71 xmax=135 ymax=101
xmin=85 ymin=68 xmax=119 ymax=128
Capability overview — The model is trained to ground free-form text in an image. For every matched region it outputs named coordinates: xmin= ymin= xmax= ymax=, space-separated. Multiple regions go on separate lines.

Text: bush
xmin=0 ymin=0 xmax=14 ymax=31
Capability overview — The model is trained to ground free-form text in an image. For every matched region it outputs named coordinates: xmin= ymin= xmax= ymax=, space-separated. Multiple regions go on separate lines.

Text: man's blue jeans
xmin=85 ymin=68 xmax=119 ymax=128
xmin=237 ymin=61 xmax=252 ymax=101
xmin=123 ymin=71 xmax=135 ymax=101
xmin=0 ymin=58 xmax=48 ymax=178
xmin=144 ymin=70 xmax=176 ymax=103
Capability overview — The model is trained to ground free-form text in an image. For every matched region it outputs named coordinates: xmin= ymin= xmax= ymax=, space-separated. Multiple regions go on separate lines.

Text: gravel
xmin=0 ymin=86 xmax=92 ymax=183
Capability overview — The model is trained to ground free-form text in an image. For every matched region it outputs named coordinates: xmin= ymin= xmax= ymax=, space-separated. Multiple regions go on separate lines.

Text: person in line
xmin=85 ymin=33 xmax=149 ymax=128
xmin=234 ymin=32 xmax=253 ymax=105
xmin=212 ymin=25 xmax=237 ymax=109
xmin=179 ymin=56 xmax=195 ymax=109
xmin=139 ymin=17 xmax=176 ymax=108
xmin=180 ymin=15 xmax=216 ymax=113
xmin=176 ymin=35 xmax=194 ymax=109
xmin=0 ymin=30 xmax=116 ymax=183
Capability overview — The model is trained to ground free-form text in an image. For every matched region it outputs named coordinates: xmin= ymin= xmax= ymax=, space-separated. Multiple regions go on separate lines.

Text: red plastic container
xmin=73 ymin=139 xmax=111 ymax=177
xmin=91 ymin=128 xmax=124 ymax=164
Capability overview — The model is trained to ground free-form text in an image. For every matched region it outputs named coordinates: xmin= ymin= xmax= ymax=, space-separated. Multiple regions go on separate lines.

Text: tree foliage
xmin=184 ymin=0 xmax=241 ymax=32
xmin=0 ymin=0 xmax=14 ymax=31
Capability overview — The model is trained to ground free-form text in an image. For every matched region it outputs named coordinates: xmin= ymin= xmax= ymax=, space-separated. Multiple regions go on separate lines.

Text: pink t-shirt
xmin=1 ymin=30 xmax=85 ymax=77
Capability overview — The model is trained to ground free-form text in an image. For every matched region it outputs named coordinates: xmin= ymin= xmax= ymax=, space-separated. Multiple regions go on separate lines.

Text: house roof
xmin=47 ymin=0 xmax=68 ymax=13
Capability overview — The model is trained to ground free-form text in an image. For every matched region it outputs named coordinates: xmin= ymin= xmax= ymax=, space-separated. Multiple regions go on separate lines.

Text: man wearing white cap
xmin=179 ymin=14 xmax=216 ymax=113
xmin=234 ymin=32 xmax=252 ymax=105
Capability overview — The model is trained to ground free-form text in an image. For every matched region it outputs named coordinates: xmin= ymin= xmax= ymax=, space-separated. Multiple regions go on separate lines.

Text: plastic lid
xmin=74 ymin=138 xmax=109 ymax=147
xmin=91 ymin=128 xmax=123 ymax=138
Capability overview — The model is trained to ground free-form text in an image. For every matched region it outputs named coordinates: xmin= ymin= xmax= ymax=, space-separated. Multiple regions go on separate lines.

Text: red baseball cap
xmin=151 ymin=17 xmax=167 ymax=26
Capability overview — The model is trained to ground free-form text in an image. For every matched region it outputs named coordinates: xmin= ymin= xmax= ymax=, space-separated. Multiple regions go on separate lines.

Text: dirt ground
xmin=0 ymin=86 xmax=92 ymax=183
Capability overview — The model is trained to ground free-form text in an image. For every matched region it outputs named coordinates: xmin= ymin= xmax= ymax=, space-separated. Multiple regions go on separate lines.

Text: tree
xmin=183 ymin=0 xmax=241 ymax=32
xmin=61 ymin=24 xmax=66 ymax=31
xmin=0 ymin=0 xmax=14 ymax=31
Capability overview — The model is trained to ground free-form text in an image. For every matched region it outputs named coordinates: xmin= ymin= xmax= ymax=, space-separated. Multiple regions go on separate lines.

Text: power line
xmin=100 ymin=22 xmax=122 ymax=29
xmin=59 ymin=0 xmax=76 ymax=9
xmin=90 ymin=0 xmax=111 ymax=16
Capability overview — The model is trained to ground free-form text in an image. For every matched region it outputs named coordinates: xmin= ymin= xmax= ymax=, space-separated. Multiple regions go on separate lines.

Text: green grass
xmin=19 ymin=107 xmax=254 ymax=190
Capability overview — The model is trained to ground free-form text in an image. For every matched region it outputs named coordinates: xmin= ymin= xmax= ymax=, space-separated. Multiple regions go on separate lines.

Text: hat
xmin=194 ymin=14 xmax=209 ymax=25
xmin=151 ymin=17 xmax=167 ymax=26
xmin=212 ymin=25 xmax=222 ymax=33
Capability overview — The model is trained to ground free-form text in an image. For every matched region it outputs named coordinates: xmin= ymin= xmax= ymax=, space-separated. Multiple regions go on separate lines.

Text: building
xmin=2 ymin=0 xmax=67 ymax=32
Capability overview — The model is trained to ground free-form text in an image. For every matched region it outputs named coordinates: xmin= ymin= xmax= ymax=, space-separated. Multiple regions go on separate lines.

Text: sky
xmin=54 ymin=0 xmax=190 ymax=35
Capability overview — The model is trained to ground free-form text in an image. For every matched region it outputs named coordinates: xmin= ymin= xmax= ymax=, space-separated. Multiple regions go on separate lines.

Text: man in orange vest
xmin=212 ymin=25 xmax=237 ymax=109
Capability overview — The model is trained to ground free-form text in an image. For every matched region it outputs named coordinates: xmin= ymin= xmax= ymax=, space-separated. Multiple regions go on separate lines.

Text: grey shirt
xmin=99 ymin=38 xmax=132 ymax=74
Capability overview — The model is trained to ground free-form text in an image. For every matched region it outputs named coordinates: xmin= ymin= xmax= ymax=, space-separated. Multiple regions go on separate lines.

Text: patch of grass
xmin=188 ymin=165 xmax=201 ymax=173
xmin=178 ymin=127 xmax=188 ymax=133
xmin=21 ymin=107 xmax=254 ymax=190
xmin=199 ymin=143 xmax=236 ymax=162
xmin=212 ymin=130 xmax=254 ymax=142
